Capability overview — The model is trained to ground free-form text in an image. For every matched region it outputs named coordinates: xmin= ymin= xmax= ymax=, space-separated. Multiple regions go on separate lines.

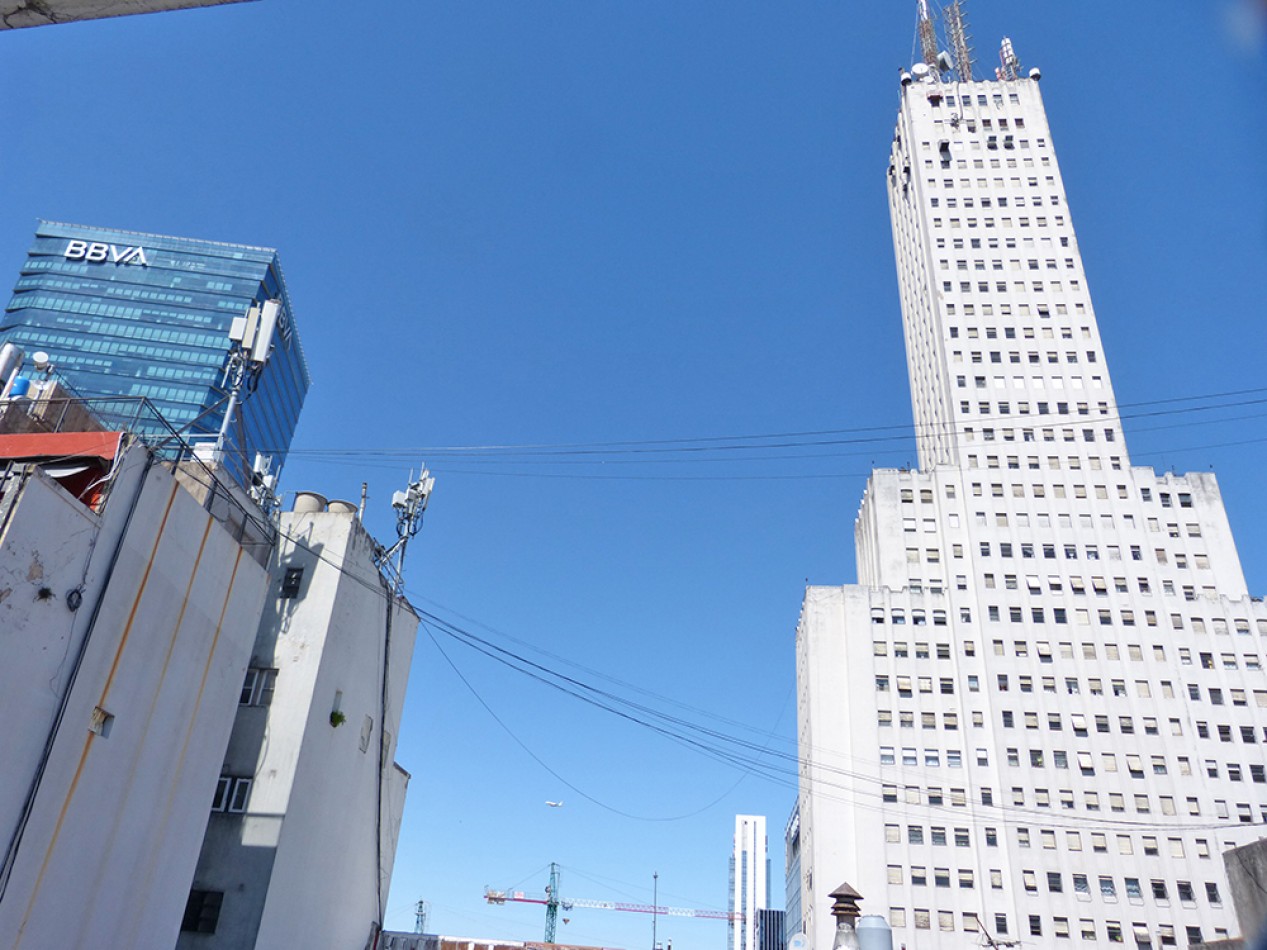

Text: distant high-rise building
xmin=782 ymin=806 xmax=802 ymax=945
xmin=1 ymin=220 xmax=309 ymax=482
xmin=0 ymin=0 xmax=254 ymax=30
xmin=729 ymin=815 xmax=768 ymax=950
xmin=795 ymin=14 xmax=1266 ymax=950
xmin=757 ymin=908 xmax=786 ymax=950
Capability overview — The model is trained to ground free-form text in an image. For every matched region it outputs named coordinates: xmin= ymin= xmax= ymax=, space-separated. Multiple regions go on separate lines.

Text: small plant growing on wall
xmin=329 ymin=710 xmax=347 ymax=728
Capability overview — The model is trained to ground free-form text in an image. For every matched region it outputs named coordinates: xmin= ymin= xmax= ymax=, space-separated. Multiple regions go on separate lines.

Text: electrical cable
xmin=428 ymin=628 xmax=698 ymax=822
xmin=166 ymin=447 xmax=1267 ymax=834
xmin=273 ymin=384 xmax=1267 ymax=461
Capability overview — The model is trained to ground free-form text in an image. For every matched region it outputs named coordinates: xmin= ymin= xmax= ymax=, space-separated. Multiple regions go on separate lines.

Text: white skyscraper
xmin=730 ymin=815 xmax=769 ymax=950
xmin=796 ymin=12 xmax=1267 ymax=950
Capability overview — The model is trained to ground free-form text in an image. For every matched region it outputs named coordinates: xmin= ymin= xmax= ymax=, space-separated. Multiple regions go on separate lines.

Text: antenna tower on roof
xmin=997 ymin=36 xmax=1021 ymax=81
xmin=944 ymin=0 xmax=975 ymax=82
xmin=916 ymin=0 xmax=940 ymax=70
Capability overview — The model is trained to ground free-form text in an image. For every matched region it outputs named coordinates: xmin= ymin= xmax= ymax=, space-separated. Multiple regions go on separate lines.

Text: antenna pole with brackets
xmin=378 ymin=467 xmax=436 ymax=594
xmin=944 ymin=0 xmax=975 ymax=83
xmin=215 ymin=299 xmax=283 ymax=467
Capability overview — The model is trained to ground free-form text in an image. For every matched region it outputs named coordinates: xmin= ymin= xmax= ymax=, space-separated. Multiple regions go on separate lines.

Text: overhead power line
xmin=171 ymin=440 xmax=1267 ymax=832
xmin=277 ymin=384 xmax=1267 ymax=459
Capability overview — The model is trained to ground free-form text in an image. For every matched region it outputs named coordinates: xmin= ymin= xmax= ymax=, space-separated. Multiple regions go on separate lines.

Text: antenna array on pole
xmin=996 ymin=36 xmax=1021 ymax=81
xmin=944 ymin=0 xmax=974 ymax=82
xmin=916 ymin=0 xmax=939 ymax=69
xmin=374 ymin=466 xmax=435 ymax=593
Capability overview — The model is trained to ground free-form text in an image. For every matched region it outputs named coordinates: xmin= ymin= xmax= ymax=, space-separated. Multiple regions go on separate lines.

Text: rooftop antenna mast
xmin=996 ymin=36 xmax=1021 ymax=81
xmin=377 ymin=466 xmax=435 ymax=594
xmin=916 ymin=0 xmax=940 ymax=70
xmin=219 ymin=300 xmax=282 ymax=462
xmin=944 ymin=0 xmax=975 ymax=82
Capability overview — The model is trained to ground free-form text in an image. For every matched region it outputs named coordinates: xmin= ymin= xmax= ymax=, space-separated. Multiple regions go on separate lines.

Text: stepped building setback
xmin=795 ymin=21 xmax=1266 ymax=950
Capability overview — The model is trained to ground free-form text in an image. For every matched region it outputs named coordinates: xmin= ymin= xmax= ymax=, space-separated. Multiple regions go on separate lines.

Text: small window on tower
xmin=181 ymin=889 xmax=224 ymax=934
xmin=281 ymin=566 xmax=305 ymax=599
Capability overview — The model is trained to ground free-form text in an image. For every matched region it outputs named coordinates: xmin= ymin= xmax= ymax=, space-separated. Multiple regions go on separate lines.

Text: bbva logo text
xmin=64 ymin=240 xmax=149 ymax=267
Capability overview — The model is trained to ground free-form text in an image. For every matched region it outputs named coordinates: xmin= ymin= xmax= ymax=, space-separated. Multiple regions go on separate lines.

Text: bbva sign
xmin=64 ymin=240 xmax=149 ymax=267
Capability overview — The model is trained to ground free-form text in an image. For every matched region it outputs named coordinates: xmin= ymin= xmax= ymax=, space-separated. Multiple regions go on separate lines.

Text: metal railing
xmin=0 ymin=394 xmax=275 ymax=556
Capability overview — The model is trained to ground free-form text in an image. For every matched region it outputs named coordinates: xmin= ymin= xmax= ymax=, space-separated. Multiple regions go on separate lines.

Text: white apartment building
xmin=0 ymin=389 xmax=427 ymax=949
xmin=730 ymin=815 xmax=769 ymax=950
xmin=177 ymin=497 xmax=419 ymax=949
xmin=796 ymin=30 xmax=1267 ymax=950
xmin=0 ymin=433 xmax=273 ymax=950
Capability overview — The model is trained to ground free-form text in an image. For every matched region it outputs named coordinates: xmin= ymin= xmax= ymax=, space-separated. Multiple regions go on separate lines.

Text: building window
xmin=280 ymin=566 xmax=305 ymax=598
xmin=212 ymin=776 xmax=253 ymax=814
xmin=181 ymin=889 xmax=224 ymax=934
xmin=240 ymin=668 xmax=278 ymax=706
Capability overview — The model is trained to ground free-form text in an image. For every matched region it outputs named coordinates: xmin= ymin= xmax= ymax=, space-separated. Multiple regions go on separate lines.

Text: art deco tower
xmin=795 ymin=13 xmax=1267 ymax=950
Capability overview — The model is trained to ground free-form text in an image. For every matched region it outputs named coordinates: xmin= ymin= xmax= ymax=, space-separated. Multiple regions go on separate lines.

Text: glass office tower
xmin=1 ymin=220 xmax=310 ymax=479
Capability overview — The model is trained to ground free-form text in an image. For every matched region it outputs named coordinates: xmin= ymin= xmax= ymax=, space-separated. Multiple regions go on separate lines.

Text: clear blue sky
xmin=2 ymin=2 xmax=1265 ymax=946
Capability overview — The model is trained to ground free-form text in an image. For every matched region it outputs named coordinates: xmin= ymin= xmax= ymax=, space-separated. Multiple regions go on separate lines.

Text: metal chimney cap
xmin=829 ymin=882 xmax=863 ymax=923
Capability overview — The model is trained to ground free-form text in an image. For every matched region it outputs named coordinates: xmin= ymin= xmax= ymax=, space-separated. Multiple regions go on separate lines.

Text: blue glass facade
xmin=2 ymin=220 xmax=310 ymax=478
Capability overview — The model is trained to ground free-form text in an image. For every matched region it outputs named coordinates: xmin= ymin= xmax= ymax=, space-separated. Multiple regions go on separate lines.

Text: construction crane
xmin=484 ymin=863 xmax=740 ymax=943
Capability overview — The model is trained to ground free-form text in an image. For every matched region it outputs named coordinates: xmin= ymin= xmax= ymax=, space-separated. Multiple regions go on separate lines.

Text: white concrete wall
xmin=180 ymin=507 xmax=419 ymax=949
xmin=0 ymin=445 xmax=270 ymax=950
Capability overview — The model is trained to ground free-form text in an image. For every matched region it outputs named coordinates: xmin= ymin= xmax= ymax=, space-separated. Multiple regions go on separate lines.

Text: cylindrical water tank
xmin=856 ymin=916 xmax=894 ymax=950
xmin=327 ymin=499 xmax=357 ymax=515
xmin=0 ymin=342 xmax=23 ymax=394
xmin=293 ymin=490 xmax=328 ymax=513
xmin=9 ymin=376 xmax=31 ymax=399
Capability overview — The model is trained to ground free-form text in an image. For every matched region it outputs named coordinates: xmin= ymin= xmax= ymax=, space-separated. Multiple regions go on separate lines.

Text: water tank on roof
xmin=0 ymin=343 xmax=23 ymax=393
xmin=856 ymin=916 xmax=894 ymax=950
xmin=293 ymin=491 xmax=328 ymax=513
xmin=9 ymin=376 xmax=31 ymax=399
xmin=327 ymin=499 xmax=357 ymax=515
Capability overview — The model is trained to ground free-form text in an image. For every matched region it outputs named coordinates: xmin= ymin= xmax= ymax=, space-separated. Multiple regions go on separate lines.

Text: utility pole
xmin=652 ymin=871 xmax=658 ymax=950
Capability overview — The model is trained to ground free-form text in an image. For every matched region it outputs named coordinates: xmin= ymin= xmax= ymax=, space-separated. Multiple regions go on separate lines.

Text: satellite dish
xmin=788 ymin=934 xmax=808 ymax=950
xmin=911 ymin=63 xmax=930 ymax=80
